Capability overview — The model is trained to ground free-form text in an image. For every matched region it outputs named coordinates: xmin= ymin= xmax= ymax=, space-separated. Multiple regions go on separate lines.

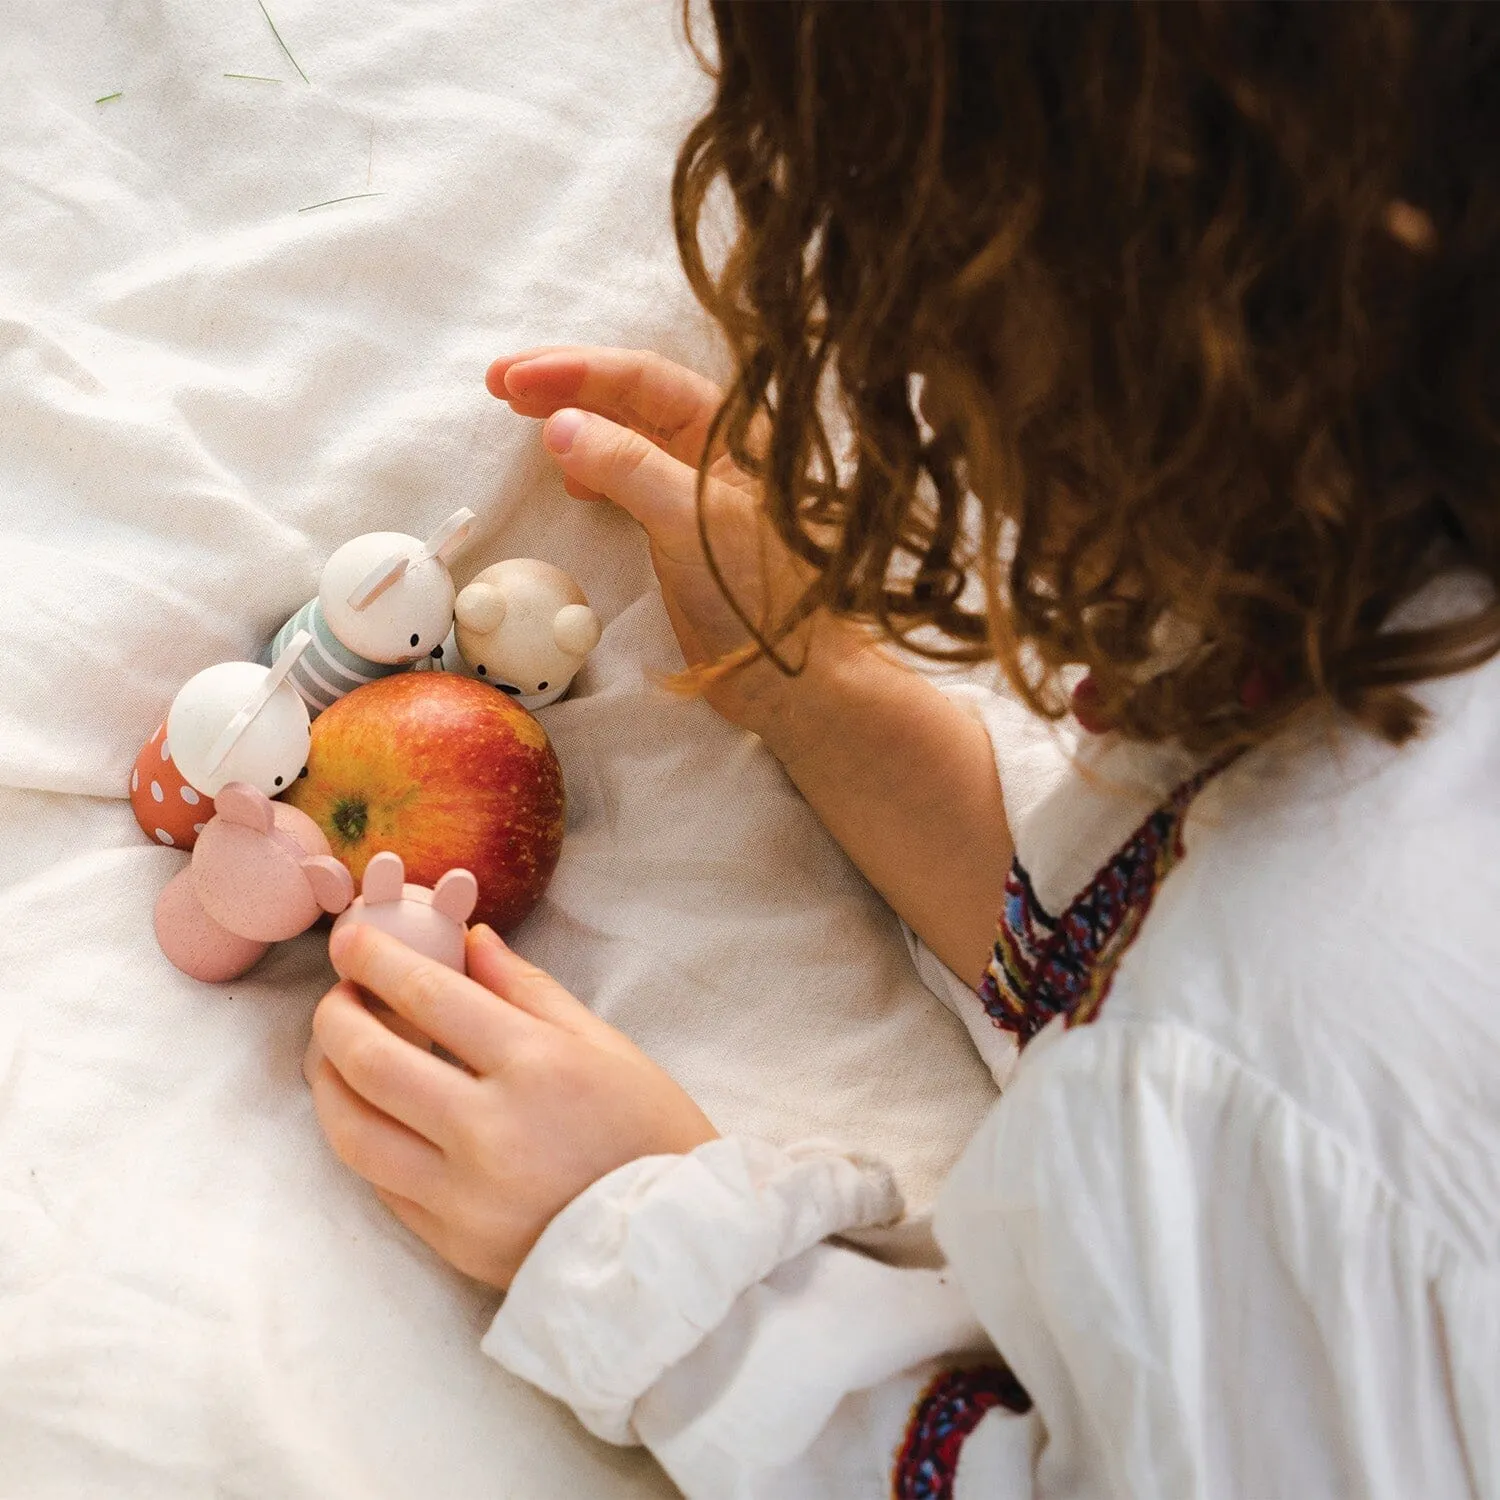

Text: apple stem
xmin=330 ymin=797 xmax=369 ymax=845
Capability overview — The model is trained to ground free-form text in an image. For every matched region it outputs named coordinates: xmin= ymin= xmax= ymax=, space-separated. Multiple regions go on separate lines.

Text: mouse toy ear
xmin=361 ymin=850 xmax=406 ymax=904
xmin=215 ymin=782 xmax=275 ymax=834
xmin=431 ymin=868 xmax=479 ymax=925
xmin=553 ymin=603 xmax=601 ymax=657
xmin=347 ymin=550 xmax=412 ymax=612
xmin=455 ymin=582 xmax=507 ymax=634
xmin=302 ymin=856 xmax=355 ymax=915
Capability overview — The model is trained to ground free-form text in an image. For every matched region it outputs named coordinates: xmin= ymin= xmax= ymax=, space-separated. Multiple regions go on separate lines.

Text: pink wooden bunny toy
xmin=155 ymin=782 xmax=355 ymax=982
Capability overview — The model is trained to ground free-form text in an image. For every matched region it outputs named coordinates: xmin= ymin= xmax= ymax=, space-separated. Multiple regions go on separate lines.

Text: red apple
xmin=283 ymin=673 xmax=565 ymax=932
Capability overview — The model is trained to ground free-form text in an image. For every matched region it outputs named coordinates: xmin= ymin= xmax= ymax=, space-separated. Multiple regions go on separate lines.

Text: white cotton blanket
xmin=0 ymin=3 xmax=1001 ymax=1495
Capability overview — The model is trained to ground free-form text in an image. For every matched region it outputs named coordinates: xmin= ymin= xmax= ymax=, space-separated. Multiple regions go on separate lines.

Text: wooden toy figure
xmin=450 ymin=559 xmax=601 ymax=710
xmin=165 ymin=631 xmax=314 ymax=800
xmin=263 ymin=508 xmax=476 ymax=716
xmin=330 ymin=852 xmax=478 ymax=973
xmin=154 ymin=782 xmax=354 ymax=983
xmin=330 ymin=852 xmax=479 ymax=1057
xmin=130 ymin=717 xmax=212 ymax=851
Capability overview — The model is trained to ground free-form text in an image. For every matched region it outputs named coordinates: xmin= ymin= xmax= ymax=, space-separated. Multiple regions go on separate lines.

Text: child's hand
xmin=488 ymin=346 xmax=853 ymax=749
xmin=303 ymin=921 xmax=718 ymax=1289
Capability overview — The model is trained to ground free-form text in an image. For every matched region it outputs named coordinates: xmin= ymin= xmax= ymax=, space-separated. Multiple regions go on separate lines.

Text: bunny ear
xmin=431 ymin=868 xmax=479 ymax=924
xmin=455 ymin=582 xmax=507 ymax=634
xmin=215 ymin=782 xmax=275 ymax=834
xmin=419 ymin=508 xmax=476 ymax=567
xmin=361 ymin=850 xmax=406 ymax=904
xmin=347 ymin=551 xmax=412 ymax=612
xmin=553 ymin=603 xmax=602 ymax=657
xmin=302 ymin=856 xmax=354 ymax=915
xmin=203 ymin=630 xmax=312 ymax=777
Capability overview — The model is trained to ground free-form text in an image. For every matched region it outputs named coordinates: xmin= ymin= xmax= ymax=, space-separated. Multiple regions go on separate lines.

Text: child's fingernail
xmin=544 ymin=409 xmax=584 ymax=455
xmin=472 ymin=923 xmax=506 ymax=949
xmin=501 ymin=360 xmax=537 ymax=394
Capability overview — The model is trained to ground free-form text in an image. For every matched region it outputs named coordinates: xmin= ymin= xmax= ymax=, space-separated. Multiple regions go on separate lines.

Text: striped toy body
xmin=262 ymin=597 xmax=404 ymax=715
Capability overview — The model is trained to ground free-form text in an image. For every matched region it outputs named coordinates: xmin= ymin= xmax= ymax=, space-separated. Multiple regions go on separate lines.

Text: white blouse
xmin=484 ymin=576 xmax=1500 ymax=1499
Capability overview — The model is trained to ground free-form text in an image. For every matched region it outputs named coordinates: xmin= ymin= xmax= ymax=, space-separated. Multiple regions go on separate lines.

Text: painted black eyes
xmin=274 ymin=775 xmax=283 ymax=787
xmin=476 ymin=664 xmax=487 ymax=676
xmin=299 ymin=766 xmax=309 ymax=778
xmin=409 ymin=633 xmax=420 ymax=647
xmin=537 ymin=681 xmax=549 ymax=691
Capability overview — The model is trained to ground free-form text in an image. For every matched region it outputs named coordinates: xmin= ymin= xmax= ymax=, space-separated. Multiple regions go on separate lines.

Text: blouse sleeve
xmin=482 ymin=1135 xmax=1041 ymax=1498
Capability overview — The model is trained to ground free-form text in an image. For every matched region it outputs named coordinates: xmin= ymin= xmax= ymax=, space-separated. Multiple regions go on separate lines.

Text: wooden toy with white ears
xmin=262 ymin=508 xmax=476 ymax=716
xmin=130 ymin=629 xmax=316 ymax=851
xmin=449 ymin=558 xmax=601 ymax=710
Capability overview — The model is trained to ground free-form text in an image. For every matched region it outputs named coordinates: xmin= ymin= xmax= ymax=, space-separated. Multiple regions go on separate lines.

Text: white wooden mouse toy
xmin=263 ymin=508 xmax=476 ymax=715
xmin=450 ymin=559 xmax=600 ymax=710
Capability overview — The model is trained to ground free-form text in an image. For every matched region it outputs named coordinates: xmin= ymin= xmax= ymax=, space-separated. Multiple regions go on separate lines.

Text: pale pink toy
xmin=331 ymin=853 xmax=479 ymax=1057
xmin=331 ymin=852 xmax=478 ymax=973
xmin=154 ymin=782 xmax=355 ymax=982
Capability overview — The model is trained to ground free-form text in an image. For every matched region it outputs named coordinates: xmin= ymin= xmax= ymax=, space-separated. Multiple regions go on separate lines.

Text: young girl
xmin=301 ymin=4 xmax=1499 ymax=1494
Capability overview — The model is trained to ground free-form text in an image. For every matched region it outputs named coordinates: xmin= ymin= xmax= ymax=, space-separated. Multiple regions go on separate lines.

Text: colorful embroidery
xmin=978 ymin=762 xmax=1225 ymax=1047
xmin=892 ymin=1364 xmax=1032 ymax=1500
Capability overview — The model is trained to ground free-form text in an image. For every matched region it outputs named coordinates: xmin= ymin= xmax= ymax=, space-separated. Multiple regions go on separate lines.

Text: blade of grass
xmin=255 ymin=0 xmax=309 ymax=85
xmin=95 ymin=91 xmax=122 ymax=104
xmin=298 ymin=192 xmax=385 ymax=213
xmin=224 ymin=73 xmax=283 ymax=83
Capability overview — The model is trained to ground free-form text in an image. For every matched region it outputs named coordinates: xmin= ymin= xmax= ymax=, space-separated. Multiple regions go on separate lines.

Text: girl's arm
xmin=487 ymin=1135 xmax=1039 ymax=1500
xmin=491 ymin=348 xmax=1012 ymax=986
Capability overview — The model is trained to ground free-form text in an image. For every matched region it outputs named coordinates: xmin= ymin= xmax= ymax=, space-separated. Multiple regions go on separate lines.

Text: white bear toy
xmin=450 ymin=559 xmax=600 ymax=710
xmin=263 ymin=508 xmax=475 ymax=715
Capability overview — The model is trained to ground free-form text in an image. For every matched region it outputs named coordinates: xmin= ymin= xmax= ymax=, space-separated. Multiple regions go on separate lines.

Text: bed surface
xmin=0 ymin=4 xmax=1001 ymax=1495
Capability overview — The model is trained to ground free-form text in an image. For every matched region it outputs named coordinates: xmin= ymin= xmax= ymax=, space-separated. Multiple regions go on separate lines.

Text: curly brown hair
xmin=672 ymin=0 xmax=1500 ymax=754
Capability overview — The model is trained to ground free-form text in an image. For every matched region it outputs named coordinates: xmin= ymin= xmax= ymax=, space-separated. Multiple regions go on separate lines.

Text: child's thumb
xmin=542 ymin=408 xmax=698 ymax=544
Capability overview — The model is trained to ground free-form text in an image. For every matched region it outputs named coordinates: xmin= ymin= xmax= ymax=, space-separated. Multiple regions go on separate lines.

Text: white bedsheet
xmin=0 ymin=3 xmax=1001 ymax=1495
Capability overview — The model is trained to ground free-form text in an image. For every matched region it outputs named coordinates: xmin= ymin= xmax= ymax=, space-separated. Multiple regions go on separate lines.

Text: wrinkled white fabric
xmin=488 ymin=579 xmax=1500 ymax=1498
xmin=484 ymin=1139 xmax=904 ymax=1444
xmin=0 ymin=3 xmax=999 ymax=1496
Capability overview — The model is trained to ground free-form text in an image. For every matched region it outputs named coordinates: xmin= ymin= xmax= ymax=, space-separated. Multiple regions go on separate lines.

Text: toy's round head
xmin=454 ymin=559 xmax=601 ymax=710
xmin=330 ymin=851 xmax=478 ymax=974
xmin=190 ymin=783 xmax=353 ymax=943
xmin=167 ymin=661 xmax=311 ymax=798
xmin=318 ymin=511 xmax=475 ymax=666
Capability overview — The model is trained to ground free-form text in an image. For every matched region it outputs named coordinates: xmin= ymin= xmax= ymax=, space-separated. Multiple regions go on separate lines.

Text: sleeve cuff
xmin=482 ymin=1136 xmax=904 ymax=1444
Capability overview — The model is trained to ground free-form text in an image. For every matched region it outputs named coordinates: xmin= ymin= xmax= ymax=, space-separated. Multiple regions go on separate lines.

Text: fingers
xmin=465 ymin=925 xmax=594 ymax=1033
xmin=313 ymin=981 xmax=477 ymax=1143
xmin=373 ymin=1187 xmax=448 ymax=1253
xmin=329 ymin=924 xmax=527 ymax=1076
xmin=307 ymin=1044 xmax=446 ymax=1203
xmin=540 ymin=407 xmax=709 ymax=553
xmin=490 ymin=347 xmax=726 ymax=470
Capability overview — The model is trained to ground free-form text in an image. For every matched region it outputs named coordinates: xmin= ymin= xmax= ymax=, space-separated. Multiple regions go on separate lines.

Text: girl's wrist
xmin=728 ymin=615 xmax=882 ymax=768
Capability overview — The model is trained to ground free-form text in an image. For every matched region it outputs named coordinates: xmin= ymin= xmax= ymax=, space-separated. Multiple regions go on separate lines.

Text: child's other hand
xmin=303 ymin=921 xmax=718 ymax=1289
xmin=487 ymin=346 xmax=846 ymax=746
